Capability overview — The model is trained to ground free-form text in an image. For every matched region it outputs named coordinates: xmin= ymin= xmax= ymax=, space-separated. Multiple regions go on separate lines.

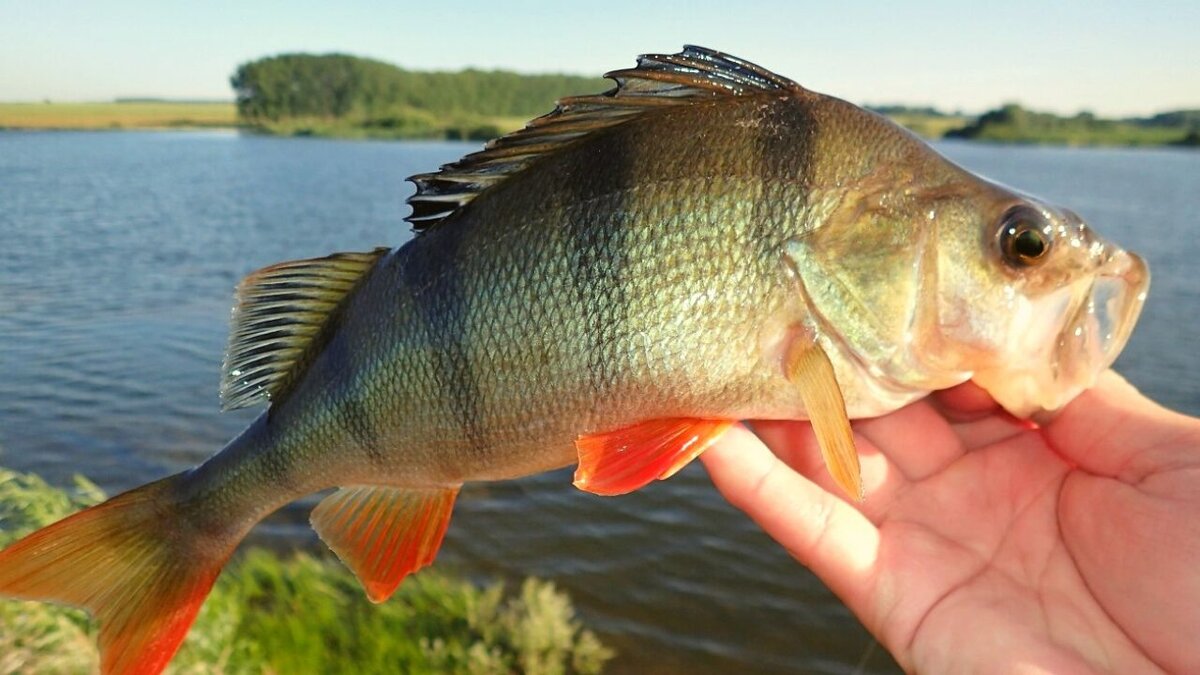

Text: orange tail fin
xmin=0 ymin=473 xmax=242 ymax=675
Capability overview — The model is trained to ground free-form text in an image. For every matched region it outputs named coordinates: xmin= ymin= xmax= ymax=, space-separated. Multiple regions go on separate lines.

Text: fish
xmin=0 ymin=46 xmax=1148 ymax=674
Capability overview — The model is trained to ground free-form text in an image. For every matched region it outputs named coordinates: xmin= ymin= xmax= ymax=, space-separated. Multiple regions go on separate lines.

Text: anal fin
xmin=310 ymin=485 xmax=459 ymax=603
xmin=574 ymin=418 xmax=734 ymax=496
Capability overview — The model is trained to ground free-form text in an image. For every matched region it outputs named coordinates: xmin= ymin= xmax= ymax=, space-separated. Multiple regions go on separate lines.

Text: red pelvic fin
xmin=574 ymin=418 xmax=735 ymax=496
xmin=310 ymin=485 xmax=460 ymax=603
xmin=0 ymin=473 xmax=239 ymax=675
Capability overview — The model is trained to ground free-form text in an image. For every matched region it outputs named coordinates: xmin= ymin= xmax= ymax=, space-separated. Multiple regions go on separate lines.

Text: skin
xmin=703 ymin=370 xmax=1200 ymax=674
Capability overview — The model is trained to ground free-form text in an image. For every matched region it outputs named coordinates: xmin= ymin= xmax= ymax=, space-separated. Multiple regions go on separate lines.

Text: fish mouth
xmin=978 ymin=249 xmax=1149 ymax=420
xmin=1030 ymin=250 xmax=1150 ymax=420
xmin=1062 ymin=251 xmax=1148 ymax=376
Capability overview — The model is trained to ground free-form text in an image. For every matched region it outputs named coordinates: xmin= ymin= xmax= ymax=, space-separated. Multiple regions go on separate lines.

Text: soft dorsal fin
xmin=220 ymin=247 xmax=389 ymax=410
xmin=405 ymin=45 xmax=800 ymax=230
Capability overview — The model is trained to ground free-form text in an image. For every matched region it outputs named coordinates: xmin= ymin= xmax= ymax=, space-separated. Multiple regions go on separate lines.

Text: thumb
xmin=1042 ymin=370 xmax=1200 ymax=478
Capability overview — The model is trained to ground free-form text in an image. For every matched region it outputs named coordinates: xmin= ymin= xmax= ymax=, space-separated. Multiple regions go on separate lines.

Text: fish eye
xmin=999 ymin=208 xmax=1051 ymax=267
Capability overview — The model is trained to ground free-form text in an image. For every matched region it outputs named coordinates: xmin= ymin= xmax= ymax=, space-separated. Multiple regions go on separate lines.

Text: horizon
xmin=1 ymin=1 xmax=1197 ymax=118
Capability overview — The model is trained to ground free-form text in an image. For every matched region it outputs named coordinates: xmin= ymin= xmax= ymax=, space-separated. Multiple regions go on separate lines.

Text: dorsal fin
xmin=405 ymin=45 xmax=800 ymax=230
xmin=220 ymin=247 xmax=389 ymax=410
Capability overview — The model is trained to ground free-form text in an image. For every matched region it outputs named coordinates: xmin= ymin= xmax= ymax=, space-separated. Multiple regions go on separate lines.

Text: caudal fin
xmin=0 ymin=473 xmax=241 ymax=675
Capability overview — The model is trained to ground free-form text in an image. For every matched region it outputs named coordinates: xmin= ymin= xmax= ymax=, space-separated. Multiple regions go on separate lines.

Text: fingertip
xmin=1043 ymin=369 xmax=1199 ymax=477
xmin=702 ymin=425 xmax=781 ymax=497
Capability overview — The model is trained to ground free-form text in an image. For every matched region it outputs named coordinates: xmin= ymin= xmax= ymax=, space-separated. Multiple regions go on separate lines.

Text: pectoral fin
xmin=574 ymin=418 xmax=735 ymax=496
xmin=787 ymin=342 xmax=865 ymax=502
xmin=310 ymin=485 xmax=459 ymax=603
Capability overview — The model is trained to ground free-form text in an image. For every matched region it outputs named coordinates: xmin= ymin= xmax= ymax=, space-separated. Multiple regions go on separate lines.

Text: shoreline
xmin=3 ymin=123 xmax=1195 ymax=149
xmin=0 ymin=102 xmax=1194 ymax=148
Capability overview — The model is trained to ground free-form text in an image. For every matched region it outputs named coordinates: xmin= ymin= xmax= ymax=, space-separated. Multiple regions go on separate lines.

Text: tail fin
xmin=0 ymin=472 xmax=241 ymax=675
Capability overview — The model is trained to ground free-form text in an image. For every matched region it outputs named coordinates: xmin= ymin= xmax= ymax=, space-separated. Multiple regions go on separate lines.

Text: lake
xmin=0 ymin=130 xmax=1196 ymax=674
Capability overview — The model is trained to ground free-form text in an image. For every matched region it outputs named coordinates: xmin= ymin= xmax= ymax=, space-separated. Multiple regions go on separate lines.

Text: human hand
xmin=702 ymin=371 xmax=1200 ymax=673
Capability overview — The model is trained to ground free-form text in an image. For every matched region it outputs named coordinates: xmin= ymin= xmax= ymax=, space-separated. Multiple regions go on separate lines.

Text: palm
xmin=702 ymin=372 xmax=1200 ymax=674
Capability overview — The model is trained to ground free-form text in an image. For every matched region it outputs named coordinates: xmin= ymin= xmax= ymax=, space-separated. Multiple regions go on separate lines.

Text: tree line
xmin=230 ymin=53 xmax=607 ymax=138
xmin=946 ymin=103 xmax=1200 ymax=146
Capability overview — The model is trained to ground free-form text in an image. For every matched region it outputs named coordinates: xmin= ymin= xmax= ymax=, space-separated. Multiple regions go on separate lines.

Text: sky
xmin=1 ymin=0 xmax=1197 ymax=117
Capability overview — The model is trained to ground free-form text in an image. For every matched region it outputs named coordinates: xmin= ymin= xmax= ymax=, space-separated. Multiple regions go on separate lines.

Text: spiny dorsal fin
xmin=220 ymin=247 xmax=389 ymax=410
xmin=405 ymin=45 xmax=800 ymax=230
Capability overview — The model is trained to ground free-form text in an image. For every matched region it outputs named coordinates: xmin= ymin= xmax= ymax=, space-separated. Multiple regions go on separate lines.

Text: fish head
xmin=936 ymin=191 xmax=1150 ymax=419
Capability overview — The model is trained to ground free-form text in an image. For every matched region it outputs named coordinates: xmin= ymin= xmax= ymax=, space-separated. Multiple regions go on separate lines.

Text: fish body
xmin=0 ymin=47 xmax=1148 ymax=674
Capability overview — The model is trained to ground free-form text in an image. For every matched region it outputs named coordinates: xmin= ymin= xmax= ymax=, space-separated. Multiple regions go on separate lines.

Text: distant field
xmin=0 ymin=101 xmax=964 ymax=142
xmin=884 ymin=113 xmax=971 ymax=140
xmin=3 ymin=101 xmax=1191 ymax=148
xmin=0 ymin=101 xmax=237 ymax=129
xmin=950 ymin=123 xmax=1190 ymax=147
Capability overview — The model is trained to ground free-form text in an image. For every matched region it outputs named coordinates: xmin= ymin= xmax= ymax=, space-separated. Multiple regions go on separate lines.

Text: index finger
xmin=702 ymin=425 xmax=881 ymax=614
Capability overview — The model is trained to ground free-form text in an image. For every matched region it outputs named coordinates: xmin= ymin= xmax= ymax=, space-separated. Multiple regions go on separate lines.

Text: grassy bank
xmin=0 ymin=101 xmax=526 ymax=140
xmin=0 ymin=100 xmax=967 ymax=141
xmin=0 ymin=465 xmax=613 ymax=674
xmin=872 ymin=110 xmax=971 ymax=140
xmin=946 ymin=104 xmax=1199 ymax=147
xmin=0 ymin=102 xmax=237 ymax=131
xmin=252 ymin=109 xmax=530 ymax=141
xmin=4 ymin=100 xmax=1195 ymax=149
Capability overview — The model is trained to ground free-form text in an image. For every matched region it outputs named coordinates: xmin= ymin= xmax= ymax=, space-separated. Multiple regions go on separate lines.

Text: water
xmin=0 ymin=130 xmax=1196 ymax=674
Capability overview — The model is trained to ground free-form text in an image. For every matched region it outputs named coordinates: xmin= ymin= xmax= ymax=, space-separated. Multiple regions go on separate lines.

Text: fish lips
xmin=979 ymin=249 xmax=1150 ymax=421
xmin=1036 ymin=249 xmax=1149 ymax=420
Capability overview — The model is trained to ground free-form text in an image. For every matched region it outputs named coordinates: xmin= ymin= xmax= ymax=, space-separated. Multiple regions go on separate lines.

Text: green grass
xmin=0 ymin=99 xmax=958 ymax=143
xmin=251 ymin=108 xmax=529 ymax=141
xmin=881 ymin=113 xmax=971 ymax=140
xmin=3 ymin=100 xmax=1195 ymax=149
xmin=951 ymin=122 xmax=1186 ymax=146
xmin=945 ymin=104 xmax=1198 ymax=147
xmin=0 ymin=102 xmax=237 ymax=130
xmin=0 ymin=466 xmax=613 ymax=674
xmin=0 ymin=100 xmax=522 ymax=140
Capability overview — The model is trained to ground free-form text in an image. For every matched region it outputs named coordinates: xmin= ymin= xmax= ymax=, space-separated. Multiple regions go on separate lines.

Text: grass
xmin=945 ymin=104 xmax=1198 ymax=147
xmin=0 ymin=465 xmax=613 ymax=674
xmin=0 ymin=101 xmax=525 ymax=140
xmin=0 ymin=102 xmax=237 ymax=130
xmin=884 ymin=112 xmax=971 ymax=140
xmin=7 ymin=100 xmax=1191 ymax=149
xmin=253 ymin=108 xmax=529 ymax=141
xmin=0 ymin=100 xmax=955 ymax=142
xmin=950 ymin=121 xmax=1187 ymax=146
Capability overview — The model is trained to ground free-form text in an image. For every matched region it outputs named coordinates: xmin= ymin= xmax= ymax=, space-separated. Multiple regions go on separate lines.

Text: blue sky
xmin=1 ymin=0 xmax=1196 ymax=116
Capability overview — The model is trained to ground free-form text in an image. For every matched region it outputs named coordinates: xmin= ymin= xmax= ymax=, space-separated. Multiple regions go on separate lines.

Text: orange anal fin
xmin=574 ymin=418 xmax=735 ymax=496
xmin=0 ymin=473 xmax=237 ymax=675
xmin=787 ymin=341 xmax=865 ymax=502
xmin=310 ymin=485 xmax=459 ymax=604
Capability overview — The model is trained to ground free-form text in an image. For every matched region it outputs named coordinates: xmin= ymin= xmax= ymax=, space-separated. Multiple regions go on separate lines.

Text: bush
xmin=0 ymin=466 xmax=613 ymax=674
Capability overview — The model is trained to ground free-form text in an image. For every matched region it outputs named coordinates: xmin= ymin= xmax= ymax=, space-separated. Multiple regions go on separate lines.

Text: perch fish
xmin=0 ymin=46 xmax=1148 ymax=674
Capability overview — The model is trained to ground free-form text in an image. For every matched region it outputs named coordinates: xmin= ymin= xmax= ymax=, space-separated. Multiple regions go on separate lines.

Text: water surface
xmin=0 ymin=131 xmax=1196 ymax=673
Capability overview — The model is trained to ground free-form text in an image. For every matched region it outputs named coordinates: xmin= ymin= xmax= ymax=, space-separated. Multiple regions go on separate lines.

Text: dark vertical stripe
xmin=564 ymin=130 xmax=637 ymax=395
xmin=751 ymin=95 xmax=819 ymax=255
xmin=399 ymin=233 xmax=485 ymax=451
xmin=342 ymin=391 xmax=386 ymax=466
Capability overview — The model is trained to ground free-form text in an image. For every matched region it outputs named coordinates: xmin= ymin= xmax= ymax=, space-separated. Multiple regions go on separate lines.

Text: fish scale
xmin=0 ymin=45 xmax=1148 ymax=674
